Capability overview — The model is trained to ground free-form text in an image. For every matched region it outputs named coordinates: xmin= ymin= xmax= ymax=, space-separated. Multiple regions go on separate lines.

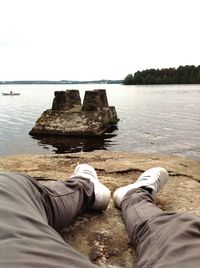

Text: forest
xmin=123 ymin=65 xmax=200 ymax=85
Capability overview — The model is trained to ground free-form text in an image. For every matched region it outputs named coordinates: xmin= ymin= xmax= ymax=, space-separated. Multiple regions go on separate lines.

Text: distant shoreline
xmin=123 ymin=65 xmax=200 ymax=85
xmin=0 ymin=80 xmax=123 ymax=85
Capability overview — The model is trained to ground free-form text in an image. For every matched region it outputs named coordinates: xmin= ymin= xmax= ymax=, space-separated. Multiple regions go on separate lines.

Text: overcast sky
xmin=0 ymin=0 xmax=200 ymax=81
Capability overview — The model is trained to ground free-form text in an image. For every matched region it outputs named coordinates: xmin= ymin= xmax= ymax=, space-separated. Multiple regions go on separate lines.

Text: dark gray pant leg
xmin=0 ymin=172 xmax=98 ymax=268
xmin=122 ymin=188 xmax=200 ymax=268
xmin=39 ymin=177 xmax=95 ymax=231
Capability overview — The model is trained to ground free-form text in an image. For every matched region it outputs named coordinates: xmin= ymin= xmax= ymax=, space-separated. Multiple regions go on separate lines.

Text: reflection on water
xmin=31 ymin=133 xmax=117 ymax=154
xmin=0 ymin=84 xmax=200 ymax=159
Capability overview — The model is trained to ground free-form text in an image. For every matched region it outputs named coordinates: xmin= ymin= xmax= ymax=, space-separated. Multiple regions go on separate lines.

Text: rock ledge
xmin=0 ymin=150 xmax=200 ymax=268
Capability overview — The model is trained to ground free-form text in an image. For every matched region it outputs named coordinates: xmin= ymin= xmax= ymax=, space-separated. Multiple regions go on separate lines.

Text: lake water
xmin=0 ymin=84 xmax=199 ymax=159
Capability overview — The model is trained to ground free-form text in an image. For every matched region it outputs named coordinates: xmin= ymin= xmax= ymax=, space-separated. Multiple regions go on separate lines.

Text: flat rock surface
xmin=0 ymin=150 xmax=200 ymax=268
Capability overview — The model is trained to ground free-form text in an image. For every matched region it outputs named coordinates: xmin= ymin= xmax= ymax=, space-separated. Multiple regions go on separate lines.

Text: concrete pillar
xmin=94 ymin=89 xmax=109 ymax=107
xmin=82 ymin=89 xmax=108 ymax=111
xmin=52 ymin=90 xmax=81 ymax=110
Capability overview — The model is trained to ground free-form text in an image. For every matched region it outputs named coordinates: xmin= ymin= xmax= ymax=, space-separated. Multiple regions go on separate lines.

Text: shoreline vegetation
xmin=0 ymin=79 xmax=122 ymax=85
xmin=123 ymin=65 xmax=200 ymax=85
xmin=1 ymin=65 xmax=200 ymax=86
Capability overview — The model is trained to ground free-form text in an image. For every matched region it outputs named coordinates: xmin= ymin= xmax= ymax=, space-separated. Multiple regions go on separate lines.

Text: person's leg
xmin=0 ymin=165 xmax=110 ymax=268
xmin=40 ymin=163 xmax=111 ymax=231
xmin=113 ymin=167 xmax=200 ymax=268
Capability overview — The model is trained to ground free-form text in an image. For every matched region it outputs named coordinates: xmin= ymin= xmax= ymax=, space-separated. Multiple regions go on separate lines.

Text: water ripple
xmin=0 ymin=84 xmax=200 ymax=159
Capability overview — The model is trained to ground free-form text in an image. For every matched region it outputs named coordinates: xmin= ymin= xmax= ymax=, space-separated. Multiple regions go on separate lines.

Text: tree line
xmin=123 ymin=65 xmax=200 ymax=85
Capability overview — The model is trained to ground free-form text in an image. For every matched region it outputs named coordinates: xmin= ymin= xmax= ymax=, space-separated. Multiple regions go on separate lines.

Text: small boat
xmin=2 ymin=92 xmax=20 ymax=96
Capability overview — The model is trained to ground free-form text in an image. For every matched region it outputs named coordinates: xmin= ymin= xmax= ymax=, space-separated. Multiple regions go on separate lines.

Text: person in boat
xmin=0 ymin=165 xmax=200 ymax=267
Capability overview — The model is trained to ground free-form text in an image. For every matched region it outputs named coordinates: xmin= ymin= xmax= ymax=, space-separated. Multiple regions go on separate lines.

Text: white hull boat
xmin=2 ymin=92 xmax=20 ymax=96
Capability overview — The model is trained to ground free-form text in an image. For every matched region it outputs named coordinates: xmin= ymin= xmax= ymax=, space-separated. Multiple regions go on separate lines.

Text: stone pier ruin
xmin=29 ymin=89 xmax=119 ymax=136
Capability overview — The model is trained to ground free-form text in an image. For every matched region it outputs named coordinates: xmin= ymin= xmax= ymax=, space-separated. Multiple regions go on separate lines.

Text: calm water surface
xmin=0 ymin=84 xmax=199 ymax=159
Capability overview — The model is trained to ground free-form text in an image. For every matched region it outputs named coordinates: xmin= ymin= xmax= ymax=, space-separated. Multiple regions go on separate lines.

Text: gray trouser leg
xmin=122 ymin=188 xmax=200 ymax=268
xmin=0 ymin=172 xmax=98 ymax=268
xmin=38 ymin=176 xmax=95 ymax=231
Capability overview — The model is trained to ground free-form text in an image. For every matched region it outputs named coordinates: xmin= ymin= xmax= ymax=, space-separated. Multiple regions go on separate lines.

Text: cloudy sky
xmin=0 ymin=0 xmax=200 ymax=81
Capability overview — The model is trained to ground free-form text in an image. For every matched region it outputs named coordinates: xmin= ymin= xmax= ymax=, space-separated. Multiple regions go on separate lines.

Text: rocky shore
xmin=0 ymin=150 xmax=200 ymax=268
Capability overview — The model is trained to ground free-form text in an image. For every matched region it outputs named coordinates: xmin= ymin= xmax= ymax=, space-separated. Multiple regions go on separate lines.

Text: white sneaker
xmin=71 ymin=164 xmax=111 ymax=210
xmin=113 ymin=167 xmax=169 ymax=208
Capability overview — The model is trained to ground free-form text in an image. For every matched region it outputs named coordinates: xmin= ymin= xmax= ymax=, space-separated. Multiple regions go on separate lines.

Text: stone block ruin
xmin=29 ymin=89 xmax=119 ymax=136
